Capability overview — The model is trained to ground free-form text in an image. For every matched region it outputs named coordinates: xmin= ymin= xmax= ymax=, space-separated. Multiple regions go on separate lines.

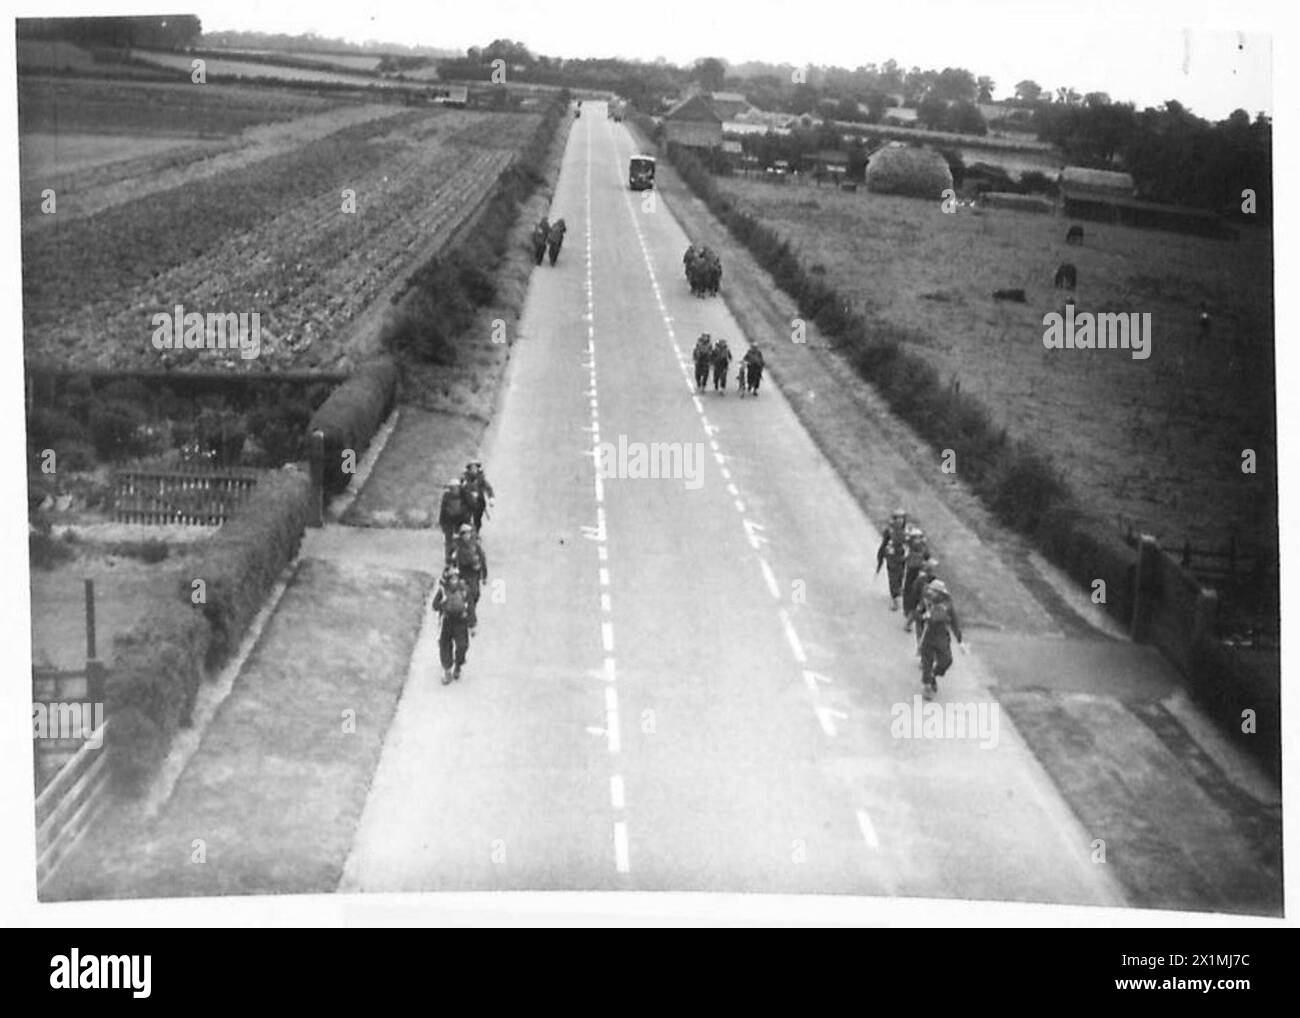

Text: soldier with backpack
xmin=711 ymin=338 xmax=732 ymax=392
xmin=901 ymin=528 xmax=931 ymax=631
xmin=432 ymin=565 xmax=473 ymax=684
xmin=438 ymin=478 xmax=473 ymax=559
xmin=449 ymin=523 xmax=488 ymax=629
xmin=740 ymin=342 xmax=764 ymax=395
xmin=916 ymin=579 xmax=966 ymax=698
xmin=875 ymin=508 xmax=910 ymax=611
xmin=905 ymin=558 xmax=940 ymax=648
xmin=461 ymin=461 xmax=495 ymax=531
xmin=692 ymin=333 xmax=714 ymax=390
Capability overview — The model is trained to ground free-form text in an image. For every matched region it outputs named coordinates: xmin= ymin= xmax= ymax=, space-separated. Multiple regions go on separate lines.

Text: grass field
xmin=131 ymin=49 xmax=404 ymax=88
xmin=712 ymin=176 xmax=1276 ymax=565
xmin=19 ymin=77 xmax=543 ymax=372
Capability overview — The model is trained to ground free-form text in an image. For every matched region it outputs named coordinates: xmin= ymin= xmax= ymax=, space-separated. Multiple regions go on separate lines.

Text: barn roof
xmin=709 ymin=91 xmax=753 ymax=118
xmin=1060 ymin=166 xmax=1136 ymax=194
xmin=664 ymin=93 xmax=724 ymax=123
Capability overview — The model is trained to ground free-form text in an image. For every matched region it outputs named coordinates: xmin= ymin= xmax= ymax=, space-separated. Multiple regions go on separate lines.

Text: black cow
xmin=992 ymin=288 xmax=1027 ymax=303
xmin=1054 ymin=262 xmax=1078 ymax=289
xmin=1066 ymin=224 xmax=1084 ymax=245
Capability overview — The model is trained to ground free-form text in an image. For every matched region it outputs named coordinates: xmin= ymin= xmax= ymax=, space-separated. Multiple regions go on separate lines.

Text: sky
xmin=71 ymin=0 xmax=1283 ymax=120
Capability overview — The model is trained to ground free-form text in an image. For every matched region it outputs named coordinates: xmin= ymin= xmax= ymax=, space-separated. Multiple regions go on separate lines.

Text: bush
xmin=306 ymin=359 xmax=399 ymax=495
xmin=105 ymin=538 xmax=170 ymax=563
xmin=107 ymin=610 xmax=211 ymax=794
xmin=87 ymin=399 xmax=147 ymax=461
xmin=1019 ymin=170 xmax=1058 ymax=197
xmin=27 ymin=405 xmax=89 ymax=452
xmin=58 ymin=440 xmax=97 ymax=472
xmin=185 ymin=467 xmax=312 ymax=666
xmin=246 ymin=399 xmax=311 ymax=467
xmin=29 ymin=525 xmax=76 ymax=570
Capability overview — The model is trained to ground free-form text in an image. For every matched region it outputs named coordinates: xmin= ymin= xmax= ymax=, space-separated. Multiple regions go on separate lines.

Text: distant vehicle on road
xmin=628 ymin=155 xmax=655 ymax=190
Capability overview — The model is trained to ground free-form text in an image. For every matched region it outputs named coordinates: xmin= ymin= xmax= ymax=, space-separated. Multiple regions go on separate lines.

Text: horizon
xmin=15 ymin=0 xmax=1278 ymax=121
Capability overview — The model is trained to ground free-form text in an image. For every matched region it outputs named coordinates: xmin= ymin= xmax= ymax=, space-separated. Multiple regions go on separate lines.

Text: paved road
xmin=340 ymin=104 xmax=1126 ymax=905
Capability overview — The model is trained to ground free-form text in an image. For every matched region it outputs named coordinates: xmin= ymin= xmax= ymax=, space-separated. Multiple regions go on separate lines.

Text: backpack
xmin=443 ymin=581 xmax=468 ymax=619
xmin=927 ymin=597 xmax=952 ymax=627
xmin=454 ymin=541 xmax=481 ymax=573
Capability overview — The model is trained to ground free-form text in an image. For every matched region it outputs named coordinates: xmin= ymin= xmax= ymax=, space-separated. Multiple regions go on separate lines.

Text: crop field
xmin=18 ymin=77 xmax=344 ymax=137
xmin=19 ymin=77 xmax=542 ymax=371
xmin=712 ymin=176 xmax=1275 ymax=564
xmin=131 ymin=49 xmax=405 ymax=88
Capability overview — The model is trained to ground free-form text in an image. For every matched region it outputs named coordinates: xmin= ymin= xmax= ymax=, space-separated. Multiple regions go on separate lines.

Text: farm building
xmin=434 ymin=85 xmax=468 ymax=107
xmin=1057 ymin=165 xmax=1227 ymax=235
xmin=809 ymin=149 xmax=849 ymax=182
xmin=663 ymin=93 xmax=724 ymax=149
xmin=709 ymin=91 xmax=755 ymax=120
xmin=865 ymin=143 xmax=952 ymax=199
xmin=979 ymin=191 xmax=1054 ymax=214
xmin=1058 ymin=165 xmax=1137 ymax=200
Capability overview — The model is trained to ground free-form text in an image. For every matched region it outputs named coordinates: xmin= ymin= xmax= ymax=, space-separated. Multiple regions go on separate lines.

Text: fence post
xmin=1191 ymin=587 xmax=1219 ymax=649
xmin=84 ymin=579 xmax=104 ymax=704
xmin=1130 ymin=534 xmax=1159 ymax=642
xmin=309 ymin=429 xmax=325 ymax=527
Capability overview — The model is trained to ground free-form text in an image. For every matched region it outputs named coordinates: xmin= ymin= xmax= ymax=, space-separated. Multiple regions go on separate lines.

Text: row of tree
xmin=17 ymin=15 xmax=202 ymax=50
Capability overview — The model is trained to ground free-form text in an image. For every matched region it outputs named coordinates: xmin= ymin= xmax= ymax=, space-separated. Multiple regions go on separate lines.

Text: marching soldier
xmin=905 ymin=558 xmax=940 ymax=647
xmin=449 ymin=523 xmax=488 ymax=630
xmin=461 ymin=461 xmax=495 ymax=531
xmin=438 ymin=478 xmax=473 ymax=559
xmin=693 ymin=333 xmax=714 ymax=390
xmin=711 ymin=337 xmax=732 ymax=392
xmin=741 ymin=342 xmax=765 ymax=395
xmin=917 ymin=579 xmax=966 ymax=698
xmin=901 ymin=527 xmax=931 ymax=631
xmin=875 ymin=508 xmax=909 ymax=610
xmin=432 ymin=564 xmax=473 ymax=684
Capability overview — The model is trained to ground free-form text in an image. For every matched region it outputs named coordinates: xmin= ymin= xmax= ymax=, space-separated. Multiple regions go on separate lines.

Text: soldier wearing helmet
xmin=459 ymin=461 xmax=495 ymax=531
xmin=875 ymin=508 xmax=910 ymax=610
xmin=449 ymin=522 xmax=488 ymax=630
xmin=916 ymin=579 xmax=966 ymax=697
xmin=438 ymin=476 xmax=473 ymax=559
xmin=901 ymin=527 xmax=931 ymax=630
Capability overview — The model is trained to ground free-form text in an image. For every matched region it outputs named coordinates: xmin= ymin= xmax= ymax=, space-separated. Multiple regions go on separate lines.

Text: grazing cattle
xmin=992 ymin=288 xmax=1027 ymax=303
xmin=1066 ymin=224 xmax=1084 ymax=245
xmin=1054 ymin=262 xmax=1078 ymax=289
xmin=1198 ymin=302 xmax=1212 ymax=337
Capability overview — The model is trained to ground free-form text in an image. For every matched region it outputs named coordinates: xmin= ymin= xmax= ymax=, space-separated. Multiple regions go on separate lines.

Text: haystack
xmin=865 ymin=143 xmax=953 ymax=199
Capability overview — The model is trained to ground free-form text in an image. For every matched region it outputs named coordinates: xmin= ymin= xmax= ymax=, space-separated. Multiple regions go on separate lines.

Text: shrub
xmin=27 ymin=405 xmax=89 ymax=451
xmin=29 ymin=525 xmax=76 ymax=570
xmin=246 ymin=399 xmax=311 ymax=467
xmin=107 ymin=610 xmax=211 ymax=794
xmin=87 ymin=399 xmax=147 ymax=461
xmin=106 ymin=538 xmax=170 ymax=563
xmin=306 ymin=359 xmax=399 ymax=495
xmin=1019 ymin=170 xmax=1058 ymax=197
xmin=184 ymin=467 xmax=312 ymax=666
xmin=58 ymin=440 xmax=97 ymax=472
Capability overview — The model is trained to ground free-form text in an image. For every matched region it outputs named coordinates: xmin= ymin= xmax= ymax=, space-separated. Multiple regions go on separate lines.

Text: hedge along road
xmin=339 ymin=103 xmax=1125 ymax=904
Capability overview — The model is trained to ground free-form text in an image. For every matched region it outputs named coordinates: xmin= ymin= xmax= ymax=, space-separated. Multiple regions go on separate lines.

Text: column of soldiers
xmin=433 ymin=460 xmax=496 ymax=685
xmin=692 ymin=333 xmax=766 ymax=396
xmin=875 ymin=508 xmax=966 ymax=698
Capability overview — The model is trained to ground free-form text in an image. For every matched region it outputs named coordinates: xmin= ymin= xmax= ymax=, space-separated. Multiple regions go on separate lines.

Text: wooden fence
xmin=112 ymin=465 xmax=259 ymax=525
xmin=33 ymin=578 xmax=112 ymax=892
